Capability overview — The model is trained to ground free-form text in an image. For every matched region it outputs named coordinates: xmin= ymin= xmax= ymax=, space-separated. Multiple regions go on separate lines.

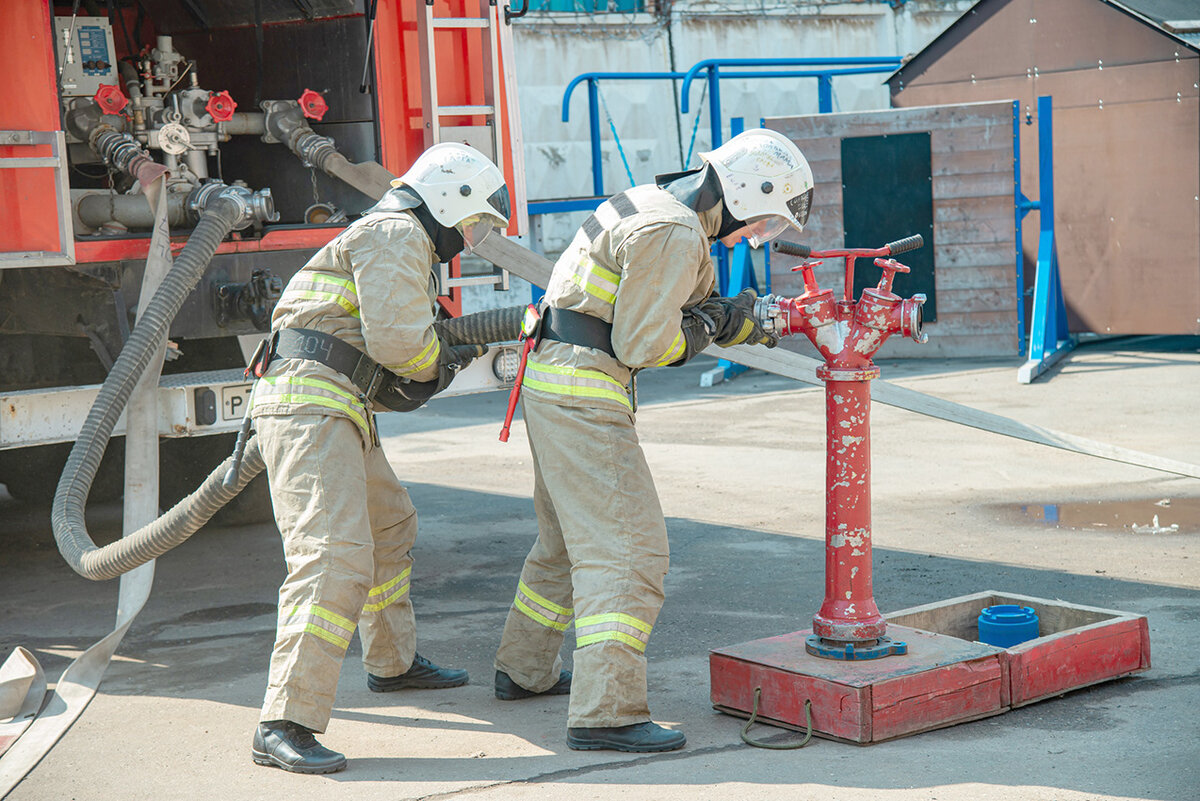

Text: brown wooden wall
xmin=889 ymin=0 xmax=1200 ymax=336
xmin=766 ymin=100 xmax=1020 ymax=359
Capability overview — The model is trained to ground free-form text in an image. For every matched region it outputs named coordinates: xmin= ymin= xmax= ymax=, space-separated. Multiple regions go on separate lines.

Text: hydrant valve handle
xmin=884 ymin=234 xmax=924 ymax=255
xmin=873 ymin=257 xmax=910 ymax=294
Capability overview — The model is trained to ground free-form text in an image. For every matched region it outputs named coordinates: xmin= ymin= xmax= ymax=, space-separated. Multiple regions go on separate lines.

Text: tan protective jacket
xmin=250 ymin=210 xmax=442 ymax=437
xmin=523 ymin=185 xmax=718 ymax=414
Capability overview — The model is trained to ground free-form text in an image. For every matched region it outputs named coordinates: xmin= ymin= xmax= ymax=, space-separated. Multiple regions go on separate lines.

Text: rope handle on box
xmin=739 ymin=687 xmax=814 ymax=750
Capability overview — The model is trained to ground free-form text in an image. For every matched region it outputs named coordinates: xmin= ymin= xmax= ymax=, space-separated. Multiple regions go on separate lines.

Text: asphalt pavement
xmin=2 ymin=340 xmax=1198 ymax=800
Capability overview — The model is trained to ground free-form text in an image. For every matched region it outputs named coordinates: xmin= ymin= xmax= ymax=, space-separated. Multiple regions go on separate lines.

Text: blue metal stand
xmin=1016 ymin=95 xmax=1074 ymax=383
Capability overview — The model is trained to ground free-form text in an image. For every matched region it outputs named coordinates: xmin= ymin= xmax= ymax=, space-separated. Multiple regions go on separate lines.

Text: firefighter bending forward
xmin=248 ymin=143 xmax=511 ymax=774
xmin=493 ymin=129 xmax=815 ymax=752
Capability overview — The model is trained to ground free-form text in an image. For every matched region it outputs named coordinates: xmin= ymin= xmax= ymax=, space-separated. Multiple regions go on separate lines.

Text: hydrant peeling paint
xmin=757 ymin=236 xmax=928 ymax=660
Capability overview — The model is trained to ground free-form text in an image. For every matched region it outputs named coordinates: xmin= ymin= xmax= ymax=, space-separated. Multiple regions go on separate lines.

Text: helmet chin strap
xmin=366 ymin=185 xmax=465 ymax=262
xmin=655 ymin=164 xmax=746 ymax=242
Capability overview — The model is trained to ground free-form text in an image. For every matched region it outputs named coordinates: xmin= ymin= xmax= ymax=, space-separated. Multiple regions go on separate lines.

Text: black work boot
xmin=367 ymin=653 xmax=469 ymax=691
xmin=494 ymin=669 xmax=572 ymax=701
xmin=252 ymin=720 xmax=347 ymax=774
xmin=567 ymin=721 xmax=686 ymax=753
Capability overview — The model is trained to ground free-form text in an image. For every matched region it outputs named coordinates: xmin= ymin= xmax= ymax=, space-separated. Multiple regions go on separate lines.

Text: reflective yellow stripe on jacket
xmin=390 ymin=336 xmax=440 ymax=377
xmin=565 ymin=259 xmax=620 ymax=306
xmin=251 ymin=375 xmax=369 ymax=434
xmin=523 ymin=359 xmax=632 ymax=410
xmin=654 ymin=330 xmax=685 ymax=367
xmin=283 ymin=271 xmax=361 ymax=318
xmin=575 ymin=612 xmax=653 ymax=652
xmin=513 ymin=579 xmax=573 ymax=631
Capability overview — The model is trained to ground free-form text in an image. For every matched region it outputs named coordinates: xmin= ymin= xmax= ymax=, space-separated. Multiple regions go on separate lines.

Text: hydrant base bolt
xmin=805 ymin=635 xmax=908 ymax=661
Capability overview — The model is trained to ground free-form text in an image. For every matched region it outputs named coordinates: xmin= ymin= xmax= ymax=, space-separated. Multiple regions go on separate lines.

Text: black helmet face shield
xmin=787 ymin=187 xmax=813 ymax=229
xmin=487 ymin=185 xmax=512 ymax=221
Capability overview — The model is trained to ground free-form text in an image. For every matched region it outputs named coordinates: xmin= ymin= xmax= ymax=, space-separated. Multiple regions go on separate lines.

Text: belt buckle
xmin=364 ymin=364 xmax=386 ymax=400
xmin=352 ymin=356 xmax=387 ymax=400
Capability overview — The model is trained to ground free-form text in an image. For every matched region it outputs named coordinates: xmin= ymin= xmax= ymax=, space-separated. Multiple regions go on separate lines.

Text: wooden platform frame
xmin=710 ymin=591 xmax=1150 ymax=744
xmin=886 ymin=590 xmax=1151 ymax=708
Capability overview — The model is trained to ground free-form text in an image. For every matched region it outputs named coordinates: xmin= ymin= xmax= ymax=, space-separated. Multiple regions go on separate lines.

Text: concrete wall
xmin=463 ymin=0 xmax=974 ymax=310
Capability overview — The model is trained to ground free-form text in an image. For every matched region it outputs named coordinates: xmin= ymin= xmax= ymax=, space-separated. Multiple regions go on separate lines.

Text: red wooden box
xmin=885 ymin=591 xmax=1151 ymax=707
xmin=710 ymin=625 xmax=1008 ymax=743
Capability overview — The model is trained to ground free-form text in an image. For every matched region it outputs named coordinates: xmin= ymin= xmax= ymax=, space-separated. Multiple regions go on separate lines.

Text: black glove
xmin=436 ymin=342 xmax=487 ymax=390
xmin=699 ymin=288 xmax=778 ymax=348
xmin=665 ymin=308 xmax=717 ymax=367
xmin=374 ymin=340 xmax=487 ymax=412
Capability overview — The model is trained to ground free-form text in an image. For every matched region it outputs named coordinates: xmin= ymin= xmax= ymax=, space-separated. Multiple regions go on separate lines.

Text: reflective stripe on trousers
xmin=575 ymin=612 xmax=653 ymax=652
xmin=282 ymin=604 xmax=357 ymax=650
xmin=514 ymin=579 xmax=573 ymax=631
xmin=362 ymin=567 xmax=412 ymax=613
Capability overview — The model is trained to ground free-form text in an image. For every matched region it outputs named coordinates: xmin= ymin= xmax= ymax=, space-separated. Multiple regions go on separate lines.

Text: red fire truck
xmin=0 ymin=0 xmax=528 ymax=514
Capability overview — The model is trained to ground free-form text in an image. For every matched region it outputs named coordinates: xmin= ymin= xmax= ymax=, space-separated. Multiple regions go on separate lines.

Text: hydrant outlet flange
xmin=805 ymin=635 xmax=908 ymax=661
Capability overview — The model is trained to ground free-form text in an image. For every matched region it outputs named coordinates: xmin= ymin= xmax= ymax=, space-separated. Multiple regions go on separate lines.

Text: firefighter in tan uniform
xmin=492 ymin=129 xmax=815 ymax=752
xmin=248 ymin=143 xmax=511 ymax=774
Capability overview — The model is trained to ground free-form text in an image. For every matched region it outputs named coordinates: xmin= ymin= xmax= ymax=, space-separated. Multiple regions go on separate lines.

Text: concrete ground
xmin=2 ymin=338 xmax=1199 ymax=801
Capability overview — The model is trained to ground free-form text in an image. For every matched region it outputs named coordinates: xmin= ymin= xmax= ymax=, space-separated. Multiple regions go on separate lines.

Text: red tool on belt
xmin=499 ymin=304 xmax=542 ymax=442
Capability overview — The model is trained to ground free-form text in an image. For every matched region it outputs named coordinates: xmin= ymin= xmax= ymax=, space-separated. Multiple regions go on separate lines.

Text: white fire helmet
xmin=699 ymin=128 xmax=814 ymax=247
xmin=392 ymin=142 xmax=511 ymax=252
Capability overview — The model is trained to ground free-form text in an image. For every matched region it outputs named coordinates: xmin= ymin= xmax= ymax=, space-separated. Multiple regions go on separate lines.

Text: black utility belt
xmin=250 ymin=327 xmax=392 ymax=400
xmin=539 ymin=306 xmax=616 ymax=358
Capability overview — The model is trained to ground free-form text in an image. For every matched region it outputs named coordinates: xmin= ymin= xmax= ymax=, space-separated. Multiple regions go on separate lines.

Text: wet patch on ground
xmin=996 ymin=496 xmax=1200 ymax=536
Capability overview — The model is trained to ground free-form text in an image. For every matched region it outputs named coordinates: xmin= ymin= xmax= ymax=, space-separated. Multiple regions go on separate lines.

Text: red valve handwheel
xmin=298 ymin=89 xmax=328 ymax=121
xmin=94 ymin=84 xmax=129 ymax=114
xmin=205 ymin=90 xmax=237 ymax=123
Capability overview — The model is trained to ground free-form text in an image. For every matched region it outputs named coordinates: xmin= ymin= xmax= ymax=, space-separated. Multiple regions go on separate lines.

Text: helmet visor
xmin=744 ymin=215 xmax=795 ymax=249
xmin=487 ymin=185 xmax=512 ymax=222
xmin=458 ymin=214 xmax=501 ymax=254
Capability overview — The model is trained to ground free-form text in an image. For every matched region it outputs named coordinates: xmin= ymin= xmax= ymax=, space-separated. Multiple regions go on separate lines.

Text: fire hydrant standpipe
xmin=763 ymin=236 xmax=928 ymax=661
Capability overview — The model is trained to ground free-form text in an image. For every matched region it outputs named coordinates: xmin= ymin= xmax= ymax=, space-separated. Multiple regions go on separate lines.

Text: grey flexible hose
xmin=52 ymin=196 xmax=253 ymax=581
xmin=435 ymin=304 xmax=524 ymax=347
xmin=53 ymin=256 xmax=521 ymax=581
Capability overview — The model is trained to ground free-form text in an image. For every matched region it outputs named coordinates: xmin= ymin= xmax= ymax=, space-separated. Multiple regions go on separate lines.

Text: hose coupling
xmin=902 ymin=294 xmax=928 ymax=344
xmin=89 ymin=127 xmax=148 ymax=175
xmin=290 ymin=129 xmax=338 ymax=171
xmin=754 ymin=294 xmax=789 ymax=338
xmin=187 ymin=181 xmax=279 ymax=230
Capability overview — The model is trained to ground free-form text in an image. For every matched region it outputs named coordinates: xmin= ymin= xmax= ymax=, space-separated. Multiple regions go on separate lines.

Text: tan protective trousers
xmin=257 ymin=414 xmax=419 ymax=732
xmin=494 ymin=397 xmax=669 ymax=728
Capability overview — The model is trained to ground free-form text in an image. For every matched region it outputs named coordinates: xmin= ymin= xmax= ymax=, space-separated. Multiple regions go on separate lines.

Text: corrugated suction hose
xmin=434 ymin=304 xmax=524 ymax=347
xmin=51 ymin=196 xmax=264 ymax=581
xmin=53 ymin=251 xmax=523 ymax=581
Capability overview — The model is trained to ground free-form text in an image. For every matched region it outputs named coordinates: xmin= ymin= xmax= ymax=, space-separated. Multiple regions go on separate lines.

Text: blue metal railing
xmin=678 ymin=57 xmax=903 ymax=149
xmin=560 ymin=57 xmax=903 ymax=198
xmin=561 ymin=71 xmax=687 ymax=197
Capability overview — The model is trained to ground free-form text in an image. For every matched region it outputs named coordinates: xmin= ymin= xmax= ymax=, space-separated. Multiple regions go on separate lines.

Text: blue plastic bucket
xmin=977 ymin=604 xmax=1039 ymax=647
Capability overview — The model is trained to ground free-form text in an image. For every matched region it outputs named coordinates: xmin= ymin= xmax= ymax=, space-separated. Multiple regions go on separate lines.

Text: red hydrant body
xmin=759 ymin=236 xmax=927 ymax=659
